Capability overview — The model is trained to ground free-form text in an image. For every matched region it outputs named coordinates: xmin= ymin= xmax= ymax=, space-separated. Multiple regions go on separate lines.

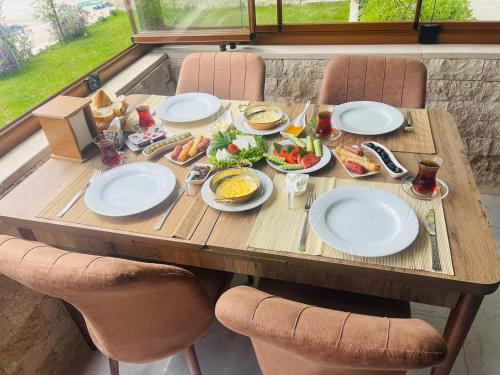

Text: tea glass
xmin=136 ymin=105 xmax=155 ymax=130
xmin=412 ymin=156 xmax=443 ymax=197
xmin=315 ymin=110 xmax=341 ymax=141
xmin=94 ymin=134 xmax=123 ymax=170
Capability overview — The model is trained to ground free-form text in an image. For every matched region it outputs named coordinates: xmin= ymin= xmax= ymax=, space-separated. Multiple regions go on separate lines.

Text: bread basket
xmin=244 ymin=105 xmax=284 ymax=130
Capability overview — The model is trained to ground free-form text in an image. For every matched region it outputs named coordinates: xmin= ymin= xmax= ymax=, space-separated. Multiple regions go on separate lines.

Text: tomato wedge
xmin=300 ymin=153 xmax=320 ymax=169
xmin=286 ymin=149 xmax=299 ymax=164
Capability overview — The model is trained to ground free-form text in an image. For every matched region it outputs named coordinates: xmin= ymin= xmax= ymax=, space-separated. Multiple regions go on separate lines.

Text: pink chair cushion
xmin=319 ymin=55 xmax=427 ymax=108
xmin=176 ymin=52 xmax=265 ymax=101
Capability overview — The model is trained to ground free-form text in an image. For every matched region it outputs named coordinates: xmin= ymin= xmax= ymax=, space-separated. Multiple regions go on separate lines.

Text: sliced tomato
xmin=279 ymin=148 xmax=288 ymax=158
xmin=286 ymin=149 xmax=299 ymax=164
xmin=300 ymin=153 xmax=320 ymax=169
xmin=273 ymin=149 xmax=278 ymax=156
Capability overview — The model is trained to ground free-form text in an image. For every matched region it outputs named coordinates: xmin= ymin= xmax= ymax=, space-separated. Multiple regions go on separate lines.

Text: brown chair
xmin=0 ymin=235 xmax=231 ymax=375
xmin=319 ymin=55 xmax=427 ymax=108
xmin=176 ymin=52 xmax=265 ymax=101
xmin=216 ymin=281 xmax=447 ymax=375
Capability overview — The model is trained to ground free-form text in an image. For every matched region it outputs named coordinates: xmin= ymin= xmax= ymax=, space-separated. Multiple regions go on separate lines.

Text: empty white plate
xmin=333 ymin=101 xmax=404 ymax=135
xmin=309 ymin=187 xmax=419 ymax=257
xmin=85 ymin=163 xmax=176 ymax=217
xmin=156 ymin=93 xmax=220 ymax=123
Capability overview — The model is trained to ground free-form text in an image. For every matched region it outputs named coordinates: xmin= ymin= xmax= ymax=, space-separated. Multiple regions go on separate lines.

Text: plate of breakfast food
xmin=201 ymin=168 xmax=273 ymax=212
xmin=207 ymin=131 xmax=267 ymax=169
xmin=360 ymin=141 xmax=408 ymax=178
xmin=333 ymin=145 xmax=381 ymax=177
xmin=166 ymin=135 xmax=211 ymax=165
xmin=235 ymin=112 xmax=290 ymax=136
xmin=309 ymin=187 xmax=419 ymax=257
xmin=126 ymin=124 xmax=175 ymax=151
xmin=142 ymin=132 xmax=193 ymax=159
xmin=265 ymin=135 xmax=331 ymax=174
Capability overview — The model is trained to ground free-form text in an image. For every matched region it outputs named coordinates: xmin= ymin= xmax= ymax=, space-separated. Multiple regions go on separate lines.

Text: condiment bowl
xmin=210 ymin=168 xmax=261 ymax=204
xmin=244 ymin=105 xmax=284 ymax=130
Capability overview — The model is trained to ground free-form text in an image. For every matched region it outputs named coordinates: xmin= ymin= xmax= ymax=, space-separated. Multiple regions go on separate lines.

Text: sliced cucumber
xmin=289 ymin=135 xmax=306 ymax=148
xmin=264 ymin=153 xmax=285 ymax=165
xmin=281 ymin=163 xmax=303 ymax=171
xmin=306 ymin=135 xmax=314 ymax=153
xmin=313 ymin=139 xmax=322 ymax=157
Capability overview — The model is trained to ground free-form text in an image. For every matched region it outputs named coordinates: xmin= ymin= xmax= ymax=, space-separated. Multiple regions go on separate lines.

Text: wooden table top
xmin=1 ymin=94 xmax=498 ymax=296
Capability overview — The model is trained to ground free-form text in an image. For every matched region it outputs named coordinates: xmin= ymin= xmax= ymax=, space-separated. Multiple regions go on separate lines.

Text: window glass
xmin=0 ymin=0 xmax=132 ymax=129
xmin=131 ymin=0 xmax=250 ymax=31
xmin=420 ymin=0 xmax=496 ymax=22
xmin=255 ymin=1 xmax=278 ymax=25
xmin=283 ymin=0 xmax=351 ymax=24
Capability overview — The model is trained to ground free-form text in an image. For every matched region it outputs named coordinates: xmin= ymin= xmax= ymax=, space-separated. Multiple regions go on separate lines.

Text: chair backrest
xmin=176 ymin=52 xmax=265 ymax=101
xmin=319 ymin=55 xmax=427 ymax=108
xmin=216 ymin=286 xmax=447 ymax=375
xmin=0 ymin=235 xmax=214 ymax=363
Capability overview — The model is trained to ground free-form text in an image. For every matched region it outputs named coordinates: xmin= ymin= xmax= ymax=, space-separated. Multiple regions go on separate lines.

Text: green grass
xmin=166 ymin=2 xmax=350 ymax=27
xmin=0 ymin=11 xmax=131 ymax=128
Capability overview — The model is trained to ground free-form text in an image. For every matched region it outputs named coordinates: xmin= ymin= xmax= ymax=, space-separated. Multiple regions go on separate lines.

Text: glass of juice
xmin=94 ymin=134 xmax=122 ymax=170
xmin=412 ymin=156 xmax=443 ymax=196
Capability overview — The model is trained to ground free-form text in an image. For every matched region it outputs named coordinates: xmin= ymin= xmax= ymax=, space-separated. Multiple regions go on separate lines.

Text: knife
xmin=154 ymin=187 xmax=184 ymax=230
xmin=425 ymin=208 xmax=442 ymax=271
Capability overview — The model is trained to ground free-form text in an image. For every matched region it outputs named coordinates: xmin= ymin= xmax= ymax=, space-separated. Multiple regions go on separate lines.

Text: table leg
xmin=431 ymin=293 xmax=483 ymax=375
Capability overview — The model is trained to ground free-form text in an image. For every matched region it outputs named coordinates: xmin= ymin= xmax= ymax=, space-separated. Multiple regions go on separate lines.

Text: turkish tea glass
xmin=94 ymin=134 xmax=122 ymax=169
xmin=136 ymin=105 xmax=155 ymax=130
xmin=412 ymin=156 xmax=443 ymax=197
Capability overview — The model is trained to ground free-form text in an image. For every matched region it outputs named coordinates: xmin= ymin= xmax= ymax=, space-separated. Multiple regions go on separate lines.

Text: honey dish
xmin=244 ymin=105 xmax=284 ymax=130
xmin=209 ymin=168 xmax=261 ymax=204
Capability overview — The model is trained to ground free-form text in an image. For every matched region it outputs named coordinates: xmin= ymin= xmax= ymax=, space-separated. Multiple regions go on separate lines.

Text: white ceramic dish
xmin=187 ymin=163 xmax=213 ymax=185
xmin=333 ymin=101 xmax=404 ymax=135
xmin=235 ymin=112 xmax=289 ymax=136
xmin=361 ymin=141 xmax=408 ymax=178
xmin=201 ymin=169 xmax=273 ymax=212
xmin=142 ymin=133 xmax=193 ymax=159
xmin=165 ymin=147 xmax=207 ymax=166
xmin=125 ymin=126 xmax=175 ymax=152
xmin=333 ymin=146 xmax=380 ymax=178
xmin=85 ymin=163 xmax=176 ymax=217
xmin=266 ymin=139 xmax=332 ymax=174
xmin=156 ymin=93 xmax=220 ymax=123
xmin=309 ymin=187 xmax=419 ymax=257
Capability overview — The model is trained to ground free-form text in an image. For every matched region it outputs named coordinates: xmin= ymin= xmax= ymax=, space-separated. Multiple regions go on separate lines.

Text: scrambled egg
xmin=216 ymin=176 xmax=258 ymax=199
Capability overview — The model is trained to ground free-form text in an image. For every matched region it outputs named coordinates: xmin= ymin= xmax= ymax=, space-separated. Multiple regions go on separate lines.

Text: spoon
xmin=291 ymin=100 xmax=311 ymax=128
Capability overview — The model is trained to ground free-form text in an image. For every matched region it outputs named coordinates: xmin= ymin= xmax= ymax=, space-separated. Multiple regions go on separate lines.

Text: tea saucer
xmin=401 ymin=175 xmax=449 ymax=201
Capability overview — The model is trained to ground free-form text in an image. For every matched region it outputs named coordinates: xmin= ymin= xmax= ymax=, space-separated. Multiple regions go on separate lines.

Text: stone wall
xmin=132 ymin=54 xmax=500 ymax=193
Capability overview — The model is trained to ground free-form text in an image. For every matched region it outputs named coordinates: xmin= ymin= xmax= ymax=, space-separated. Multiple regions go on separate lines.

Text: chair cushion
xmin=258 ymin=278 xmax=411 ymax=318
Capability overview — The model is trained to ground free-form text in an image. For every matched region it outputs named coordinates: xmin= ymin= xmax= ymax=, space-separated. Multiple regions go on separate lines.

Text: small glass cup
xmin=412 ymin=156 xmax=443 ymax=197
xmin=136 ymin=105 xmax=155 ymax=131
xmin=94 ymin=134 xmax=122 ymax=170
xmin=315 ymin=110 xmax=341 ymax=141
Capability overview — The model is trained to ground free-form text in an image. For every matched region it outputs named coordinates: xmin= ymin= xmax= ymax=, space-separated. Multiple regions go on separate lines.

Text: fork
xmin=298 ymin=191 xmax=316 ymax=252
xmin=404 ymin=110 xmax=414 ymax=132
xmin=56 ymin=169 xmax=102 ymax=218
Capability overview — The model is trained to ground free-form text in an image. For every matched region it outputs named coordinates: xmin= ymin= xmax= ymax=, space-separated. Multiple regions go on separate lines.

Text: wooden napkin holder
xmin=33 ymin=96 xmax=98 ymax=161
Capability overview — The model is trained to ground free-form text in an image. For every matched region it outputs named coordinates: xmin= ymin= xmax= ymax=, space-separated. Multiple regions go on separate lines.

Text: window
xmin=0 ymin=1 xmax=132 ymax=130
xmin=129 ymin=0 xmax=500 ymax=44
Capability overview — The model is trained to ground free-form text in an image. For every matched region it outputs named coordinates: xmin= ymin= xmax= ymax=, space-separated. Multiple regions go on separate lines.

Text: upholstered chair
xmin=216 ymin=282 xmax=448 ymax=375
xmin=319 ymin=55 xmax=427 ymax=108
xmin=0 ymin=235 xmax=231 ymax=375
xmin=176 ymin=52 xmax=265 ymax=101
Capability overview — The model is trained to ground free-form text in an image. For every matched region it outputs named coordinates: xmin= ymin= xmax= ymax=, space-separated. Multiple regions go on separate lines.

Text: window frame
xmin=127 ymin=0 xmax=500 ymax=45
xmin=0 ymin=44 xmax=152 ymax=158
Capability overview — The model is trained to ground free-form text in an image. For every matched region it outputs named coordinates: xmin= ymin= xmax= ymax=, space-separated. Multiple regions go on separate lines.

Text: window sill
xmin=0 ymin=49 xmax=168 ymax=196
xmin=161 ymin=44 xmax=500 ymax=59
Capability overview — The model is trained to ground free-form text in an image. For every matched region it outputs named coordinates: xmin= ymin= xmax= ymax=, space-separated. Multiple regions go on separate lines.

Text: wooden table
xmin=1 ymin=94 xmax=498 ymax=375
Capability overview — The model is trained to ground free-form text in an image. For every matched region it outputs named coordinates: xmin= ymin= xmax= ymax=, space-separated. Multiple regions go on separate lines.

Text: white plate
xmin=85 ymin=163 xmax=176 ymax=217
xmin=333 ymin=101 xmax=404 ymax=135
xmin=267 ymin=139 xmax=332 ymax=174
xmin=309 ymin=187 xmax=419 ymax=257
xmin=333 ymin=146 xmax=380 ymax=178
xmin=235 ymin=113 xmax=290 ymax=136
xmin=156 ymin=93 xmax=220 ymax=123
xmin=165 ymin=147 xmax=206 ymax=166
xmin=201 ymin=169 xmax=273 ymax=212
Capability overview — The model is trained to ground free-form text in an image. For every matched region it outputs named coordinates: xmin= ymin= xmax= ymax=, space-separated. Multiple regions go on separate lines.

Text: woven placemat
xmin=38 ymin=168 xmax=207 ymax=240
xmin=248 ymin=174 xmax=453 ymax=275
xmin=330 ymin=108 xmax=435 ymax=154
